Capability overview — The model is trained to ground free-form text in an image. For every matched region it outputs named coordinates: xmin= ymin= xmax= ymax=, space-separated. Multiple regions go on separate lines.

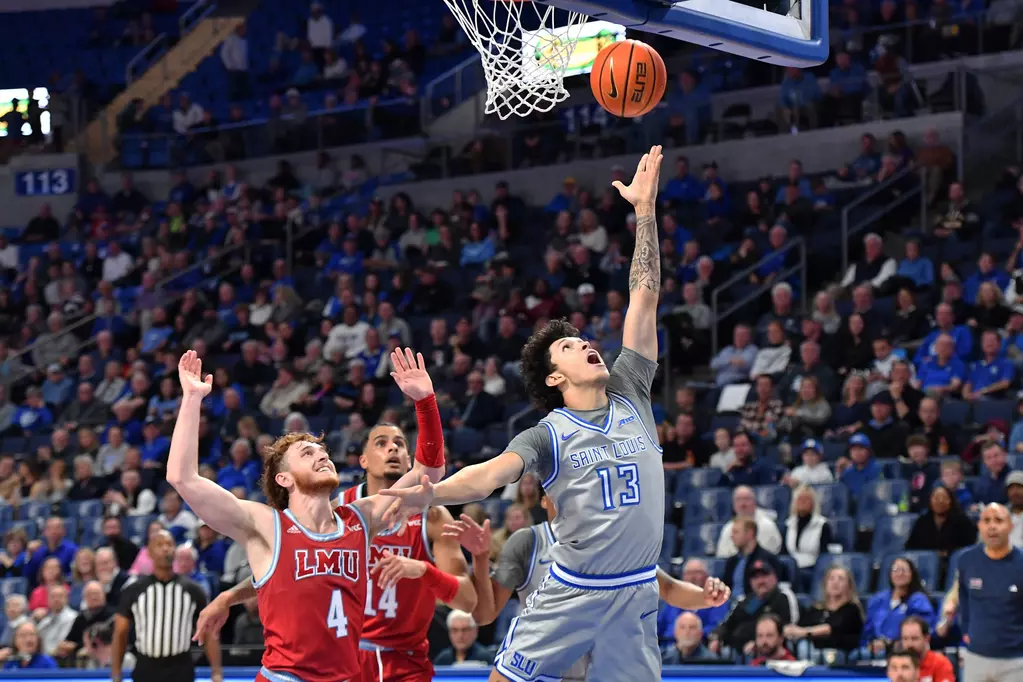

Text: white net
xmin=442 ymin=0 xmax=588 ymax=119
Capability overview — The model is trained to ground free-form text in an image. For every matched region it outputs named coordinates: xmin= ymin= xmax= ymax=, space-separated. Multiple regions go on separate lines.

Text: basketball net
xmin=441 ymin=0 xmax=588 ymax=119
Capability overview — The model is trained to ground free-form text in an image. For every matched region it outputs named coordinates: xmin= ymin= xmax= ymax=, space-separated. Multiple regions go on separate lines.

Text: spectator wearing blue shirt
xmin=9 ymin=387 xmax=54 ymax=436
xmin=862 ymin=556 xmax=935 ymax=652
xmin=24 ymin=517 xmax=77 ymax=588
xmin=709 ymin=324 xmax=758 ymax=387
xmin=774 ymin=160 xmax=813 ymax=203
xmin=139 ymin=418 xmax=170 ymax=465
xmin=957 ymin=505 xmax=1023 ymax=678
xmin=914 ymin=304 xmax=973 ymax=365
xmin=965 ymin=330 xmax=1016 ymax=400
xmin=216 ymin=439 xmax=261 ymax=493
xmin=662 ymin=156 xmax=704 ymax=207
xmin=326 ymin=235 xmax=365 ymax=277
xmin=778 ymin=68 xmax=822 ymax=131
xmin=545 ymin=177 xmax=579 ymax=214
xmin=895 ymin=239 xmax=934 ymax=291
xmin=915 ymin=335 xmax=967 ymax=395
xmin=665 ymin=71 xmax=711 ymax=147
xmin=964 ymin=253 xmax=1011 ymax=305
xmin=823 ymin=51 xmax=868 ymax=125
xmin=195 ymin=522 xmax=228 ymax=576
xmin=2 ymin=621 xmax=57 ymax=670
xmin=838 ymin=133 xmax=881 ymax=182
xmin=460 ymin=223 xmax=496 ymax=267
xmin=40 ymin=365 xmax=73 ymax=408
xmin=291 ymin=49 xmax=320 ymax=87
xmin=657 ymin=558 xmax=730 ymax=644
xmin=974 ymin=442 xmax=1012 ymax=506
xmin=940 ymin=459 xmax=976 ymax=510
xmin=726 ymin=432 xmax=778 ymax=487
xmin=839 ymin=433 xmax=882 ymax=500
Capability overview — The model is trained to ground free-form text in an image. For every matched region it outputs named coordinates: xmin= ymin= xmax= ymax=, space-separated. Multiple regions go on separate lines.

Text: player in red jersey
xmin=169 ymin=349 xmax=446 ymax=682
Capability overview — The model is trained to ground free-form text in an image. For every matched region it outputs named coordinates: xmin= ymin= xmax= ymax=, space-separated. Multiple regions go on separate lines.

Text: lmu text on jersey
xmin=569 ymin=435 xmax=649 ymax=469
xmin=294 ymin=548 xmax=361 ymax=581
xmin=369 ymin=545 xmax=413 ymax=568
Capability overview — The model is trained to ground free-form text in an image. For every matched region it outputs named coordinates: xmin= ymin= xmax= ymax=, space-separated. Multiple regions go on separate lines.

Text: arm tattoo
xmin=629 ymin=212 xmax=660 ymax=293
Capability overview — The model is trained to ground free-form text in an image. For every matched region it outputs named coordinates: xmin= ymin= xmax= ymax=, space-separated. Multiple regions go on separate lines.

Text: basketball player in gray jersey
xmin=381 ymin=145 xmax=731 ymax=682
xmin=442 ymin=493 xmax=730 ymax=681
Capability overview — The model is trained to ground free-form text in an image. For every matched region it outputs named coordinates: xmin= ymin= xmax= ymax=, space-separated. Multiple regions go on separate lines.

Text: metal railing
xmin=421 ymin=55 xmax=484 ymax=129
xmin=839 ymin=166 xmax=925 ymax=274
xmin=6 ymin=240 xmax=252 ymax=373
xmin=709 ymin=238 xmax=808 ymax=356
xmin=180 ymin=0 xmax=217 ymax=33
xmin=126 ymin=33 xmax=170 ymax=85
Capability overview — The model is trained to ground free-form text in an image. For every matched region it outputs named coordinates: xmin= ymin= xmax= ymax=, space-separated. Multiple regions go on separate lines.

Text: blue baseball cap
xmin=848 ymin=433 xmax=872 ymax=449
xmin=800 ymin=438 xmax=823 ymax=455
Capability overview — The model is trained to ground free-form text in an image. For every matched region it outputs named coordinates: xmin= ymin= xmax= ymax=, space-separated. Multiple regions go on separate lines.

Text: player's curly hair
xmin=520 ymin=318 xmax=579 ymax=414
xmin=261 ymin=432 xmax=325 ymax=510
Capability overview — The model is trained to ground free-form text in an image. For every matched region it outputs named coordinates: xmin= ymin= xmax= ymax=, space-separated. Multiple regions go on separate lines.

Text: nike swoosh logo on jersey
xmin=607 ymin=58 xmax=619 ymax=99
xmin=538 ymin=559 xmax=553 ymax=565
xmin=640 ymin=609 xmax=658 ymax=620
xmin=561 ymin=430 xmax=578 ymax=441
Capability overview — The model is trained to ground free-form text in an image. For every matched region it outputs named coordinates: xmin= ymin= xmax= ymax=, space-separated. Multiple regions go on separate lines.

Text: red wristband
xmin=423 ymin=561 xmax=460 ymax=603
xmin=414 ymin=394 xmax=445 ymax=468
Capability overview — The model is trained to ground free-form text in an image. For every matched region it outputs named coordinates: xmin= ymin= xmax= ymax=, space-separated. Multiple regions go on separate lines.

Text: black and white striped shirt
xmin=117 ymin=574 xmax=207 ymax=659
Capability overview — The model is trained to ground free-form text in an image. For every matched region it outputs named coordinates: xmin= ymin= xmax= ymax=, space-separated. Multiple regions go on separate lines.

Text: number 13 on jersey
xmin=595 ymin=463 xmax=641 ymax=511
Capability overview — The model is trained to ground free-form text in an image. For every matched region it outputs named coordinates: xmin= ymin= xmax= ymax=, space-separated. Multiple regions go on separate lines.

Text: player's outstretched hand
xmin=372 ymin=550 xmax=427 ymax=588
xmin=442 ymin=514 xmax=491 ymax=558
xmin=178 ymin=350 xmax=213 ymax=398
xmin=380 ymin=475 xmax=436 ymax=520
xmin=702 ymin=576 xmax=730 ymax=608
xmin=193 ymin=596 xmax=230 ymax=644
xmin=612 ymin=144 xmax=663 ymax=208
xmin=390 ymin=347 xmax=435 ymax=402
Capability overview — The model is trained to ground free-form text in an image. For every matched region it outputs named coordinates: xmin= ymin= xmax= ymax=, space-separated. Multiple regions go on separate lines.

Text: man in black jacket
xmin=722 ymin=516 xmax=785 ymax=597
xmin=709 ymin=560 xmax=795 ymax=656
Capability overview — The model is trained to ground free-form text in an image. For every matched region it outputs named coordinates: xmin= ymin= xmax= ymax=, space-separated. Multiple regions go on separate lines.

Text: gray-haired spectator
xmin=710 ymin=324 xmax=757 ymax=387
xmin=32 ymin=312 xmax=77 ymax=370
xmin=36 ymin=583 xmax=78 ymax=658
xmin=717 ymin=486 xmax=783 ymax=558
xmin=750 ymin=321 xmax=792 ymax=381
xmin=839 ymin=233 xmax=896 ymax=294
xmin=433 ymin=610 xmax=494 ymax=665
xmin=1 ymin=594 xmax=28 ymax=647
xmin=662 ymin=612 xmax=714 ymax=663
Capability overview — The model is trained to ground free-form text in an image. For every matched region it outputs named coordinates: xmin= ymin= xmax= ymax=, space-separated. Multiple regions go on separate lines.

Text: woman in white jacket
xmin=784 ymin=485 xmax=834 ymax=591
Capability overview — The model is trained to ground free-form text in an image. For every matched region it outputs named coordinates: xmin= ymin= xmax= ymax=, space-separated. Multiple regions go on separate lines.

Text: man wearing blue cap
xmin=784 ymin=438 xmax=835 ymax=486
xmin=838 ymin=433 xmax=882 ymax=499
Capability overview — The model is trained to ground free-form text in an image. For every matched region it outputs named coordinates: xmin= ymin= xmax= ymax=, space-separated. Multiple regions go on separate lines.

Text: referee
xmin=957 ymin=503 xmax=1023 ymax=682
xmin=111 ymin=529 xmax=222 ymax=682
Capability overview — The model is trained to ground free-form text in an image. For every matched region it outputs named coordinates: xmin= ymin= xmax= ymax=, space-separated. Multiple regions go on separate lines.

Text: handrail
xmin=421 ymin=53 xmax=482 ymax=129
xmin=8 ymin=240 xmax=252 ymax=367
xmin=709 ymin=238 xmax=807 ymax=356
xmin=839 ymin=166 xmax=917 ymax=273
xmin=180 ymin=0 xmax=217 ymax=33
xmin=126 ymin=32 xmax=168 ymax=84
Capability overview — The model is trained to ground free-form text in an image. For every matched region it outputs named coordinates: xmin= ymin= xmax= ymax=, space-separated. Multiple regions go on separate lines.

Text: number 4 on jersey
xmin=365 ymin=579 xmax=399 ymax=618
xmin=328 ymin=589 xmax=348 ymax=637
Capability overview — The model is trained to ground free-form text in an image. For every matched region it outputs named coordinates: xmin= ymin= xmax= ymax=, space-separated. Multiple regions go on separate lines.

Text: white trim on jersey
xmin=283 ymin=509 xmax=345 ymax=541
xmin=344 ymin=503 xmax=371 ymax=574
xmin=549 ymin=562 xmax=657 ymax=590
xmin=539 ymin=420 xmax=560 ymax=490
xmin=252 ymin=508 xmax=282 ymax=589
xmin=516 ymin=526 xmax=540 ymax=593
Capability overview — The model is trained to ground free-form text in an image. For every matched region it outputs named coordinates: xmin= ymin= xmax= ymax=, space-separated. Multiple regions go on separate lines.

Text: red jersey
xmin=342 ymin=483 xmax=436 ymax=657
xmin=256 ymin=505 xmax=369 ymax=682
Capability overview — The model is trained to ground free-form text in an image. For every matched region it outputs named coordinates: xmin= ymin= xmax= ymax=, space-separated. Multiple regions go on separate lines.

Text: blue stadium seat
xmin=822 ymin=442 xmax=846 ymax=462
xmin=810 ymin=553 xmax=871 ymax=598
xmin=877 ymin=551 xmax=941 ymax=593
xmin=67 ymin=500 xmax=104 ymax=519
xmin=674 ymin=468 xmax=723 ymax=501
xmin=702 ymin=557 xmax=726 ymax=578
xmin=661 ymin=524 xmax=679 ymax=563
xmin=871 ymin=513 xmax=918 ymax=559
xmin=19 ymin=500 xmax=58 ymax=520
xmin=777 ymin=555 xmax=798 ymax=584
xmin=827 ymin=517 xmax=856 ymax=552
xmin=0 ymin=577 xmax=27 ymax=598
xmin=122 ymin=515 xmax=155 ymax=539
xmin=450 ymin=428 xmax=485 ymax=457
xmin=686 ymin=488 xmax=733 ymax=523
xmin=0 ymin=504 xmax=12 ymax=526
xmin=813 ymin=484 xmax=850 ymax=517
xmin=681 ymin=522 xmax=724 ymax=557
xmin=754 ymin=485 xmax=791 ymax=521
xmin=972 ymin=399 xmax=1014 ymax=426
xmin=709 ymin=414 xmax=740 ymax=433
xmin=856 ymin=480 xmax=910 ymax=529
xmin=69 ymin=583 xmax=84 ymax=609
xmin=877 ymin=460 xmax=903 ymax=481
xmin=940 ymin=400 xmax=970 ymax=426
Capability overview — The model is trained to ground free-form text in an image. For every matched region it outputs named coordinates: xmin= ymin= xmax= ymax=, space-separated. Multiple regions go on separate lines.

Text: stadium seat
xmin=673 ymin=468 xmax=723 ymax=501
xmin=877 ymin=551 xmax=940 ymax=593
xmin=449 ymin=428 xmax=485 ymax=457
xmin=0 ymin=504 xmax=12 ymax=526
xmin=777 ymin=555 xmax=798 ymax=585
xmin=19 ymin=500 xmax=60 ymax=520
xmin=822 ymin=442 xmax=846 ymax=462
xmin=810 ymin=553 xmax=871 ymax=598
xmin=681 ymin=522 xmax=724 ymax=557
xmin=871 ymin=514 xmax=918 ymax=560
xmin=827 ymin=517 xmax=856 ymax=552
xmin=940 ymin=400 xmax=970 ymax=426
xmin=813 ymin=484 xmax=850 ymax=517
xmin=877 ymin=460 xmax=903 ymax=481
xmin=754 ymin=485 xmax=791 ymax=521
xmin=685 ymin=488 xmax=733 ymax=524
xmin=661 ymin=524 xmax=679 ymax=563
xmin=0 ymin=577 xmax=27 ymax=598
xmin=972 ymin=399 xmax=1014 ymax=426
xmin=69 ymin=583 xmax=84 ymax=608
xmin=67 ymin=500 xmax=104 ymax=519
xmin=122 ymin=515 xmax=156 ymax=539
xmin=856 ymin=480 xmax=910 ymax=530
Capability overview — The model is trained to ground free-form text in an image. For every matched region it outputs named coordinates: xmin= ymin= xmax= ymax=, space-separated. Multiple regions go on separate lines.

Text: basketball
xmin=589 ymin=39 xmax=667 ymax=118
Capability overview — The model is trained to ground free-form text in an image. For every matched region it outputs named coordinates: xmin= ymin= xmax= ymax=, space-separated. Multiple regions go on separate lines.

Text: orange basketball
xmin=589 ymin=39 xmax=667 ymax=118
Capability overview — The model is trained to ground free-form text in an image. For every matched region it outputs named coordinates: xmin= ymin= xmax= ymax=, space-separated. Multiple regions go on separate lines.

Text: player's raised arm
xmin=379 ymin=450 xmax=525 ymax=513
xmin=389 ymin=348 xmax=445 ymax=485
xmin=166 ymin=351 xmax=269 ymax=543
xmin=613 ymin=145 xmax=664 ymax=362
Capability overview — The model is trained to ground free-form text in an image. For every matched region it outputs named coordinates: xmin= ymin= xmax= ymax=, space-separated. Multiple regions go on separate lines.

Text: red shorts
xmin=355 ymin=647 xmax=433 ymax=682
xmin=256 ymin=670 xmax=357 ymax=682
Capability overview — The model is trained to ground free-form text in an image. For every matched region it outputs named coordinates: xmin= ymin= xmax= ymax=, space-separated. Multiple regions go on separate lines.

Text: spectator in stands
xmin=917 ymin=304 xmax=973 ymax=366
xmin=0 ymin=527 xmax=27 ymax=578
xmin=974 ymin=441 xmax=1013 ymax=505
xmin=899 ymin=616 xmax=954 ymax=682
xmin=720 ymin=516 xmax=784 ymax=601
xmin=94 ymin=547 xmax=127 ymax=607
xmin=663 ymin=413 xmax=712 ymax=470
xmin=1008 ymin=471 xmax=1023 ymax=548
xmin=965 ymin=253 xmax=1010 ymax=306
xmin=25 ymin=517 xmax=76 ymax=587
xmin=751 ymin=321 xmax=791 ymax=382
xmin=778 ymin=68 xmax=821 ymax=131
xmin=1 ymin=621 xmax=56 ymax=670
xmin=823 ymin=51 xmax=868 ymax=125
xmin=66 ymin=581 xmax=113 ymax=656
xmin=171 ymin=92 xmax=204 ymax=137
xmin=905 ymin=484 xmax=977 ymax=565
xmin=779 ymin=339 xmax=838 ymax=404
xmin=710 ymin=559 xmax=794 ymax=655
xmin=970 ymin=283 xmax=1012 ymax=331
xmin=710 ymin=324 xmax=757 ymax=387
xmin=725 ymin=431 xmax=778 ymax=487
xmin=840 ymin=234 xmax=897 ymax=295
xmin=837 ymin=433 xmax=882 ymax=499
xmin=36 ymin=583 xmax=77 ymax=659
xmin=661 ymin=612 xmax=713 ymax=663
xmin=657 ymin=559 xmax=730 ymax=644
xmin=916 ymin=334 xmax=967 ymax=398
xmin=933 ymin=182 xmax=982 ymax=248
xmin=665 ymin=71 xmax=711 ymax=147
xmin=32 ymin=312 xmax=77 ymax=372
xmin=782 ymin=485 xmax=833 ymax=589
xmin=828 ymin=375 xmax=869 ymax=438
xmin=778 ymin=375 xmax=832 ymax=441
xmin=220 ymin=24 xmax=250 ymax=101
xmin=786 ymin=565 xmax=865 ymax=660
xmin=902 ymin=435 xmax=940 ymax=511
xmin=860 ymin=392 xmax=910 ymax=459
xmin=433 ymin=610 xmax=493 ymax=665
xmin=784 ymin=439 xmax=834 ymax=486
xmin=893 ymin=240 xmax=935 ymax=293
xmin=157 ymin=490 xmax=199 ymax=544
xmin=750 ymin=614 xmax=796 ymax=665
xmin=29 ymin=558 xmax=65 ymax=613
xmin=863 ymin=557 xmax=936 ymax=657
xmin=1 ymin=594 xmax=27 ymax=647
xmin=71 ymin=548 xmax=96 ymax=585
xmin=719 ymin=487 xmax=783 ymax=561
xmin=104 ymin=469 xmax=156 ymax=518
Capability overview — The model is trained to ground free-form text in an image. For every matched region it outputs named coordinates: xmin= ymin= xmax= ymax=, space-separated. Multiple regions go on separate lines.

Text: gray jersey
xmin=507 ymin=348 xmax=665 ymax=577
